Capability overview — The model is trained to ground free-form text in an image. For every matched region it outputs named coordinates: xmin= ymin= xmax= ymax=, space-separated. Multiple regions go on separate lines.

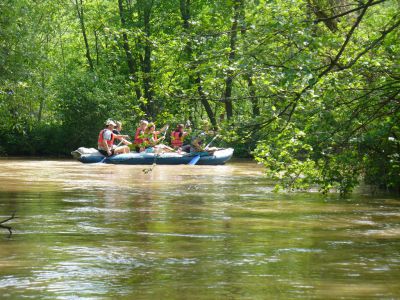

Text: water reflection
xmin=0 ymin=159 xmax=399 ymax=299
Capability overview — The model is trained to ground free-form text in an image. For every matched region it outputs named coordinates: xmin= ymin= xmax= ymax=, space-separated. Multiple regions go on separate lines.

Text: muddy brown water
xmin=0 ymin=158 xmax=399 ymax=299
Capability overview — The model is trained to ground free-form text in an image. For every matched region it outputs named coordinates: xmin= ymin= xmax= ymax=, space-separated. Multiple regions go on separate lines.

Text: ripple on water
xmin=63 ymin=207 xmax=132 ymax=214
xmin=370 ymin=265 xmax=391 ymax=272
xmin=50 ymin=246 xmax=150 ymax=268
xmin=361 ymin=228 xmax=400 ymax=238
xmin=1 ymin=159 xmax=400 ymax=299
xmin=164 ymin=258 xmax=198 ymax=265
xmin=136 ymin=231 xmax=227 ymax=240
xmin=215 ymin=255 xmax=280 ymax=267
xmin=0 ymin=276 xmax=31 ymax=289
xmin=351 ymin=219 xmax=377 ymax=226
xmin=62 ymin=198 xmax=97 ymax=203
xmin=276 ymin=248 xmax=324 ymax=253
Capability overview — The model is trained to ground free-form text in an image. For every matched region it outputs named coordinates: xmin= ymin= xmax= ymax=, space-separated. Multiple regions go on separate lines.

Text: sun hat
xmin=105 ymin=119 xmax=116 ymax=126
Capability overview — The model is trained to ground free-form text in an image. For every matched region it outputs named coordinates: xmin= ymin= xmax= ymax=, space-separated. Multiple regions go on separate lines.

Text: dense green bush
xmin=1 ymin=0 xmax=399 ymax=194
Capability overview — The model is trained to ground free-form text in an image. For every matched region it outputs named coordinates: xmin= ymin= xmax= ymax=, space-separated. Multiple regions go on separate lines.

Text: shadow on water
xmin=0 ymin=159 xmax=399 ymax=299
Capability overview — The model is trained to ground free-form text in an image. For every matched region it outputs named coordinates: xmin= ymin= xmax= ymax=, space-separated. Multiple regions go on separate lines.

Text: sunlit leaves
xmin=1 ymin=0 xmax=399 ymax=193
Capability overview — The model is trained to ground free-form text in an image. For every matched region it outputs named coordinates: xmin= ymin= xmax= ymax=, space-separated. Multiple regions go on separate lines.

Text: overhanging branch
xmin=313 ymin=0 xmax=386 ymax=24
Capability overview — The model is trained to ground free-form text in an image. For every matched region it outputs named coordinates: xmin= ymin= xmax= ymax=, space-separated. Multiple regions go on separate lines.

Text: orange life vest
xmin=98 ymin=129 xmax=115 ymax=148
xmin=134 ymin=127 xmax=144 ymax=145
xmin=171 ymin=131 xmax=184 ymax=147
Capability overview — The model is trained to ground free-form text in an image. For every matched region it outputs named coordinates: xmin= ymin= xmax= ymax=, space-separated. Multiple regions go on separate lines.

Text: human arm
xmin=114 ymin=134 xmax=130 ymax=140
xmin=149 ymin=134 xmax=165 ymax=146
xmin=118 ymin=138 xmax=132 ymax=145
xmin=100 ymin=136 xmax=113 ymax=156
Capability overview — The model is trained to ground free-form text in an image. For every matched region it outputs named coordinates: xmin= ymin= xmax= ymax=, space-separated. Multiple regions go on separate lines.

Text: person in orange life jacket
xmin=98 ymin=120 xmax=130 ymax=157
xmin=113 ymin=121 xmax=132 ymax=146
xmin=170 ymin=123 xmax=191 ymax=152
xmin=133 ymin=120 xmax=148 ymax=152
xmin=142 ymin=123 xmax=173 ymax=153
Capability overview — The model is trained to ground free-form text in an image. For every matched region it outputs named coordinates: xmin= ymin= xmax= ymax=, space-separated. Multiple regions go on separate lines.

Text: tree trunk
xmin=223 ymin=0 xmax=242 ymax=120
xmin=196 ymin=75 xmax=217 ymax=127
xmin=141 ymin=0 xmax=154 ymax=118
xmin=118 ymin=0 xmax=142 ymax=103
xmin=94 ymin=28 xmax=99 ymax=66
xmin=238 ymin=3 xmax=259 ymax=117
xmin=58 ymin=24 xmax=66 ymax=79
xmin=38 ymin=71 xmax=45 ymax=122
xmin=74 ymin=0 xmax=94 ymax=71
xmin=246 ymin=74 xmax=260 ymax=117
xmin=180 ymin=0 xmax=190 ymax=30
xmin=307 ymin=0 xmax=338 ymax=32
xmin=179 ymin=0 xmax=216 ymax=127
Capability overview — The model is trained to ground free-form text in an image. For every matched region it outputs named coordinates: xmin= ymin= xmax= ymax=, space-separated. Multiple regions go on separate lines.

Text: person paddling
xmin=133 ymin=120 xmax=148 ymax=152
xmin=98 ymin=120 xmax=130 ymax=157
xmin=170 ymin=123 xmax=191 ymax=152
xmin=190 ymin=120 xmax=218 ymax=153
xmin=113 ymin=121 xmax=132 ymax=147
xmin=142 ymin=123 xmax=173 ymax=153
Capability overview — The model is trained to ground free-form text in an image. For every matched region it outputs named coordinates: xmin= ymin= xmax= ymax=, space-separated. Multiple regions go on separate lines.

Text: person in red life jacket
xmin=142 ymin=123 xmax=173 ymax=153
xmin=170 ymin=123 xmax=191 ymax=152
xmin=98 ymin=120 xmax=130 ymax=157
xmin=133 ymin=120 xmax=148 ymax=152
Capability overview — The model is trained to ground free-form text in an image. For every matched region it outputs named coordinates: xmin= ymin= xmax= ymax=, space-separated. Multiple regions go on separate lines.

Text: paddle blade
xmin=188 ymin=155 xmax=200 ymax=165
xmin=98 ymin=157 xmax=107 ymax=164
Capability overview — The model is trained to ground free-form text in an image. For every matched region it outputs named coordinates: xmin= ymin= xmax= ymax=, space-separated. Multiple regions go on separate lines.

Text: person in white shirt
xmin=97 ymin=120 xmax=130 ymax=156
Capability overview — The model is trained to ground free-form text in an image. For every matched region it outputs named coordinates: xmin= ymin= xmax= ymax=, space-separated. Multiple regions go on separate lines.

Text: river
xmin=0 ymin=158 xmax=399 ymax=299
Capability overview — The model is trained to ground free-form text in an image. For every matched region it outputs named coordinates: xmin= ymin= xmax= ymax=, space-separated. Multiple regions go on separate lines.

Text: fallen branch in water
xmin=0 ymin=212 xmax=17 ymax=238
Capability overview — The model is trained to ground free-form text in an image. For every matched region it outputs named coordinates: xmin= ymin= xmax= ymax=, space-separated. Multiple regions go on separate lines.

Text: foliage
xmin=0 ymin=0 xmax=399 ymax=193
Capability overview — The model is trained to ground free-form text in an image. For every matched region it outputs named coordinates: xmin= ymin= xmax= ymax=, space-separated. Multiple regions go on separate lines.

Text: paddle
xmin=142 ymin=124 xmax=169 ymax=173
xmin=204 ymin=135 xmax=220 ymax=150
xmin=98 ymin=156 xmax=107 ymax=163
xmin=188 ymin=155 xmax=200 ymax=165
xmin=116 ymin=138 xmax=132 ymax=147
xmin=160 ymin=124 xmax=169 ymax=141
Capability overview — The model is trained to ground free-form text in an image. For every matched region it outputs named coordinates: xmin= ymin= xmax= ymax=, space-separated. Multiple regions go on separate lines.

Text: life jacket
xmin=134 ymin=127 xmax=145 ymax=145
xmin=171 ymin=131 xmax=184 ymax=147
xmin=143 ymin=132 xmax=157 ymax=146
xmin=98 ymin=129 xmax=114 ymax=148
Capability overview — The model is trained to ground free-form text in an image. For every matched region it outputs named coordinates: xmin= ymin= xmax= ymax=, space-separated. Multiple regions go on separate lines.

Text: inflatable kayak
xmin=71 ymin=147 xmax=234 ymax=165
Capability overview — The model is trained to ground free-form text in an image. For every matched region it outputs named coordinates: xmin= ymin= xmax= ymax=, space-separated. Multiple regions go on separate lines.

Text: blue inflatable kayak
xmin=71 ymin=148 xmax=234 ymax=165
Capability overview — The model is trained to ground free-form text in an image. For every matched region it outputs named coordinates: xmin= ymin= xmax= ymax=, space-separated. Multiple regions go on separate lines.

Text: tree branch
xmin=339 ymin=15 xmax=400 ymax=70
xmin=0 ymin=212 xmax=17 ymax=238
xmin=268 ymin=0 xmax=373 ymax=129
xmin=313 ymin=0 xmax=386 ymax=24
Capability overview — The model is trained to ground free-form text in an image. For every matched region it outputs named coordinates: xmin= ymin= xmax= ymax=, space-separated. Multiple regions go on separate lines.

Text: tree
xmin=1 ymin=0 xmax=399 ymax=193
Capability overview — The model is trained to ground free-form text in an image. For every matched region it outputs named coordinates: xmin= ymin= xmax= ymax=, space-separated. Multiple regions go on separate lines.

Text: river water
xmin=0 ymin=159 xmax=399 ymax=299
